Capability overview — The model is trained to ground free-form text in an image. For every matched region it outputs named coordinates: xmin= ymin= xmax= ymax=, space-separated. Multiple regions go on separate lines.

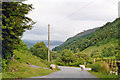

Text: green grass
xmin=88 ymin=71 xmax=118 ymax=79
xmin=2 ymin=66 xmax=53 ymax=78
xmin=103 ymin=56 xmax=116 ymax=59
xmin=0 ymin=73 xmax=2 ymax=79
xmin=82 ymin=39 xmax=118 ymax=55
xmin=2 ymin=50 xmax=54 ymax=78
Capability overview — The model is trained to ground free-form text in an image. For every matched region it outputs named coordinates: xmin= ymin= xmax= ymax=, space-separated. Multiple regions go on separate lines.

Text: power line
xmin=53 ymin=0 xmax=96 ymax=24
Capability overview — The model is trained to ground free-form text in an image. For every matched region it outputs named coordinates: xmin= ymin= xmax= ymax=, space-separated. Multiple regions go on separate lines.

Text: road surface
xmin=30 ymin=66 xmax=97 ymax=78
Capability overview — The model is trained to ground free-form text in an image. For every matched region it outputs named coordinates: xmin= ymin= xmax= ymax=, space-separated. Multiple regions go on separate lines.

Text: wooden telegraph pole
xmin=48 ymin=24 xmax=50 ymax=62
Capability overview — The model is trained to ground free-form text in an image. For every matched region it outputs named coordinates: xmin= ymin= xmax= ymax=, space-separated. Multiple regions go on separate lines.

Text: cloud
xmin=67 ymin=0 xmax=118 ymax=21
xmin=22 ymin=0 xmax=119 ymax=41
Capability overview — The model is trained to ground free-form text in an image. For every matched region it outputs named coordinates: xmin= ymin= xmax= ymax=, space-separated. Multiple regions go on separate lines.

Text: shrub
xmin=56 ymin=62 xmax=64 ymax=66
xmin=68 ymin=61 xmax=83 ymax=67
xmin=116 ymin=53 xmax=120 ymax=59
xmin=92 ymin=63 xmax=100 ymax=72
xmin=87 ymin=60 xmax=93 ymax=64
xmin=2 ymin=59 xmax=8 ymax=72
xmin=92 ymin=62 xmax=110 ymax=74
xmin=30 ymin=42 xmax=48 ymax=60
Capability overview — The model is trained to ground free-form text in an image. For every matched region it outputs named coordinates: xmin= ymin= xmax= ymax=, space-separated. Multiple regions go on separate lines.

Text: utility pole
xmin=48 ymin=24 xmax=50 ymax=62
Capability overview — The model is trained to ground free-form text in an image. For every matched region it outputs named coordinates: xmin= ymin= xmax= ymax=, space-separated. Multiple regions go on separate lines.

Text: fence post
xmin=104 ymin=59 xmax=106 ymax=63
xmin=116 ymin=61 xmax=120 ymax=75
xmin=108 ymin=59 xmax=109 ymax=64
xmin=110 ymin=59 xmax=113 ymax=69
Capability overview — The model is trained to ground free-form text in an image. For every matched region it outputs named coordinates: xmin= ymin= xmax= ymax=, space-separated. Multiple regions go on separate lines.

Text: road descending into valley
xmin=20 ymin=66 xmax=98 ymax=80
xmin=31 ymin=66 xmax=97 ymax=78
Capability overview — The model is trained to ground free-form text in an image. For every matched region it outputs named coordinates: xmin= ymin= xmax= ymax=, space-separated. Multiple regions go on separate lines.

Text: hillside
xmin=2 ymin=50 xmax=54 ymax=78
xmin=22 ymin=40 xmax=63 ymax=49
xmin=52 ymin=27 xmax=99 ymax=51
xmin=81 ymin=39 xmax=118 ymax=58
xmin=52 ymin=18 xmax=120 ymax=53
xmin=74 ymin=27 xmax=99 ymax=37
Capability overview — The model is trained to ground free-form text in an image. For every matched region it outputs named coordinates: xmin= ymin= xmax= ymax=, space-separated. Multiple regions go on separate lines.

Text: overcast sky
xmin=22 ymin=0 xmax=119 ymax=41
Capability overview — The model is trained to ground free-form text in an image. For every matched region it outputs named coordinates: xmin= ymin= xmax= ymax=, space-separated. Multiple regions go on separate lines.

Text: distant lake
xmin=22 ymin=39 xmax=63 ymax=50
xmin=47 ymin=45 xmax=59 ymax=50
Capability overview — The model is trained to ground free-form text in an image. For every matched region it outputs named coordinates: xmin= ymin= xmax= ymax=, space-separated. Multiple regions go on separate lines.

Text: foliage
xmin=75 ymin=52 xmax=90 ymax=61
xmin=17 ymin=40 xmax=28 ymax=51
xmin=53 ymin=17 xmax=120 ymax=66
xmin=53 ymin=18 xmax=120 ymax=53
xmin=51 ymin=51 xmax=61 ymax=60
xmin=54 ymin=50 xmax=91 ymax=66
xmin=92 ymin=62 xmax=110 ymax=74
xmin=52 ymin=27 xmax=98 ymax=52
xmin=115 ymin=46 xmax=120 ymax=59
xmin=67 ymin=52 xmax=91 ymax=66
xmin=55 ymin=61 xmax=64 ymax=66
xmin=60 ymin=49 xmax=76 ymax=65
xmin=2 ymin=59 xmax=8 ymax=72
xmin=54 ymin=50 xmax=92 ymax=66
xmin=2 ymin=2 xmax=35 ymax=59
xmin=30 ymin=42 xmax=48 ymax=60
xmin=92 ymin=63 xmax=101 ymax=72
xmin=101 ymin=46 xmax=118 ymax=57
xmin=68 ymin=61 xmax=84 ymax=67
xmin=116 ymin=53 xmax=120 ymax=59
xmin=80 ymin=39 xmax=118 ymax=60
xmin=90 ymin=50 xmax=101 ymax=58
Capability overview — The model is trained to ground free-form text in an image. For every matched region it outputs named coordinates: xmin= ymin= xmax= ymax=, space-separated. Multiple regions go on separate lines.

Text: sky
xmin=22 ymin=0 xmax=119 ymax=41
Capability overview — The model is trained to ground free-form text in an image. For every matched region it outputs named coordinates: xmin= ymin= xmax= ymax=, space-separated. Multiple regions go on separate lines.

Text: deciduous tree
xmin=2 ymin=2 xmax=35 ymax=59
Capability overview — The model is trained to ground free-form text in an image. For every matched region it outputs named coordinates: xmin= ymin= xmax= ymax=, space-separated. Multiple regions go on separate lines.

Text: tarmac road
xmin=31 ymin=66 xmax=97 ymax=78
xmin=20 ymin=66 xmax=98 ymax=80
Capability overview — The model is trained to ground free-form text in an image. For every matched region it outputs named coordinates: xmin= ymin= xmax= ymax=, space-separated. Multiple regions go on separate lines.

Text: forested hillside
xmin=52 ymin=18 xmax=120 ymax=53
xmin=52 ymin=27 xmax=99 ymax=52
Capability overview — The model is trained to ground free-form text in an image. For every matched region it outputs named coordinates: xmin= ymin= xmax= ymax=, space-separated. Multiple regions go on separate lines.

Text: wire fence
xmin=95 ymin=58 xmax=120 ymax=75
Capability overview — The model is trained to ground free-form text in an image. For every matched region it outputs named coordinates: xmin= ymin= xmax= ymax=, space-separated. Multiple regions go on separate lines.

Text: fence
xmin=95 ymin=58 xmax=120 ymax=75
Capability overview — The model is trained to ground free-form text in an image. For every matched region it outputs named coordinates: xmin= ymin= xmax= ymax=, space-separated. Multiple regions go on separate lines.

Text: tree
xmin=2 ymin=2 xmax=35 ymax=59
xmin=75 ymin=52 xmax=90 ymax=61
xmin=17 ymin=40 xmax=28 ymax=51
xmin=30 ymin=42 xmax=48 ymax=60
xmin=60 ymin=49 xmax=76 ymax=64
xmin=116 ymin=53 xmax=120 ymax=59
xmin=51 ymin=51 xmax=61 ymax=60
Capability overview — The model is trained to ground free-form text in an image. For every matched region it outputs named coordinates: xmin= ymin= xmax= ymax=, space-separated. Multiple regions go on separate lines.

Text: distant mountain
xmin=52 ymin=18 xmax=119 ymax=53
xmin=22 ymin=40 xmax=64 ymax=50
xmin=74 ymin=27 xmax=99 ymax=37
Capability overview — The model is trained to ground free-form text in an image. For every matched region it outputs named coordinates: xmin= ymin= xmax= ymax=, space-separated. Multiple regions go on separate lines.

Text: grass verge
xmin=2 ymin=50 xmax=54 ymax=78
xmin=0 ymin=73 xmax=2 ymax=79
xmin=88 ymin=71 xmax=118 ymax=79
